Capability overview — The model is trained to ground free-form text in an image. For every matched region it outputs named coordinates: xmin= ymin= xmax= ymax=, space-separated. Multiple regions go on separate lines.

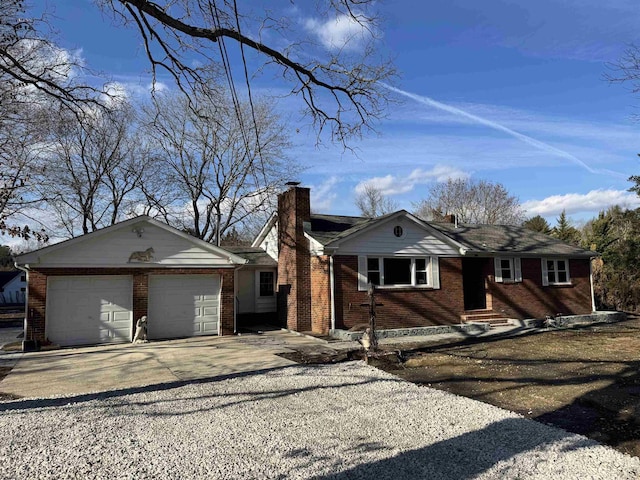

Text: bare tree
xmin=142 ymin=86 xmax=297 ymax=243
xmin=413 ymin=178 xmax=525 ymax=225
xmin=36 ymin=102 xmax=148 ymax=237
xmin=0 ymin=1 xmax=108 ymax=239
xmin=355 ymin=184 xmax=398 ymax=218
xmin=0 ymin=1 xmax=104 ymax=110
xmin=97 ymin=0 xmax=395 ymax=146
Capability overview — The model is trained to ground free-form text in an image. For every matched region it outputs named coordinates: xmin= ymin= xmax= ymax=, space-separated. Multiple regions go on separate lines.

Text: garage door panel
xmin=47 ymin=276 xmax=133 ymax=347
xmin=148 ymin=275 xmax=220 ymax=340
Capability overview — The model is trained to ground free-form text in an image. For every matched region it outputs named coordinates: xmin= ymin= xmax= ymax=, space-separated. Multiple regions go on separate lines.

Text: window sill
xmin=546 ymin=282 xmax=573 ymax=288
xmin=360 ymin=285 xmax=435 ymax=291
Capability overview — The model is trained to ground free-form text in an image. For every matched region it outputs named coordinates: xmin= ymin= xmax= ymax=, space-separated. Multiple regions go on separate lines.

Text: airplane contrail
xmin=382 ymin=83 xmax=627 ymax=180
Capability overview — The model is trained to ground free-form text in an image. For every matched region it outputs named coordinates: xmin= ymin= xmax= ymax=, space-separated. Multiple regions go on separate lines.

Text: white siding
xmin=236 ymin=269 xmax=256 ymax=314
xmin=37 ymin=223 xmax=233 ymax=267
xmin=254 ymin=270 xmax=277 ymax=313
xmin=307 ymin=234 xmax=324 ymax=256
xmin=258 ymin=223 xmax=279 ymax=261
xmin=336 ymin=219 xmax=459 ymax=256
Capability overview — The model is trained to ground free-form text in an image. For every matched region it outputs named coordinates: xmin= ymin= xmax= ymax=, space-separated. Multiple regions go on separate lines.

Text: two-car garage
xmin=18 ymin=216 xmax=246 ymax=348
xmin=46 ymin=274 xmax=221 ymax=347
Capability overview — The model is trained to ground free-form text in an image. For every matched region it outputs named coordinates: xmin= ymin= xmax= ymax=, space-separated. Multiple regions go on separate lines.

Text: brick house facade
xmin=256 ymin=186 xmax=596 ymax=335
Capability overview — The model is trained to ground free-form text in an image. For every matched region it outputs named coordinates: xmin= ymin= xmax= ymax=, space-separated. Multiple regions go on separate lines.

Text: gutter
xmin=329 ymin=255 xmax=336 ymax=332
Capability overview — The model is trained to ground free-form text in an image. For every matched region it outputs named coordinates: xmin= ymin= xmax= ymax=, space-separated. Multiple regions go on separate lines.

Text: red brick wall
xmin=310 ymin=255 xmax=331 ymax=334
xmin=332 ymin=255 xmax=593 ymax=330
xmin=277 ymin=187 xmax=312 ymax=332
xmin=333 ymin=256 xmax=465 ymax=330
xmin=489 ymin=258 xmax=592 ymax=318
xmin=26 ymin=267 xmax=236 ymax=343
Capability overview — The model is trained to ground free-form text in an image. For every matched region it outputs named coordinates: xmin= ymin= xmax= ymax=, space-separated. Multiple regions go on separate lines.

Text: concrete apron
xmin=0 ymin=331 xmax=326 ymax=399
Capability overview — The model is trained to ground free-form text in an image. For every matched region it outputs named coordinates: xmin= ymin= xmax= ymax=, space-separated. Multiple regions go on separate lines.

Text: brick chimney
xmin=277 ymin=186 xmax=312 ymax=332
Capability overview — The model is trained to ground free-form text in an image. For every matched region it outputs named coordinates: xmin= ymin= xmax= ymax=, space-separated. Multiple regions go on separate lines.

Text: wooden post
xmin=367 ymin=283 xmax=378 ymax=351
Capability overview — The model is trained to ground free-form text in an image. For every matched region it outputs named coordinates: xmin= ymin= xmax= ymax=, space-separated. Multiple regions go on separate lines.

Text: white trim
xmin=13 ymin=263 xmax=240 ymax=269
xmin=431 ymin=256 xmax=440 ymax=289
xmin=494 ymin=257 xmax=522 ymax=283
xmin=542 ymin=258 xmax=572 ymax=286
xmin=251 ymin=212 xmax=277 ymax=248
xmin=325 ymin=210 xmax=467 ymax=253
xmin=514 ymin=257 xmax=522 ymax=282
xmin=16 ymin=215 xmax=248 ymax=266
xmin=358 ymin=255 xmax=438 ymax=290
xmin=357 ymin=256 xmax=368 ymax=291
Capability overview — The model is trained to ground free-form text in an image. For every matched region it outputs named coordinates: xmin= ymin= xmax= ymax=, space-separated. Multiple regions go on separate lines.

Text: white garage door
xmin=147 ymin=275 xmax=220 ymax=340
xmin=47 ymin=276 xmax=133 ymax=347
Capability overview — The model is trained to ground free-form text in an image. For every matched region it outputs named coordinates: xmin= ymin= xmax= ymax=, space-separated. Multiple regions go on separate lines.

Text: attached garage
xmin=46 ymin=276 xmax=133 ymax=347
xmin=16 ymin=216 xmax=248 ymax=348
xmin=147 ymin=274 xmax=220 ymax=339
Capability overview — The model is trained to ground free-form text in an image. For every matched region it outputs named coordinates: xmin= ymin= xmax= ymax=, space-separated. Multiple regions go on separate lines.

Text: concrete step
xmin=461 ymin=311 xmax=511 ymax=326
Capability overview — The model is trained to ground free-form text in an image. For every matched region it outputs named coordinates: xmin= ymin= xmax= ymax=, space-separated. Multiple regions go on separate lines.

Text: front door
xmin=463 ymin=258 xmax=487 ymax=310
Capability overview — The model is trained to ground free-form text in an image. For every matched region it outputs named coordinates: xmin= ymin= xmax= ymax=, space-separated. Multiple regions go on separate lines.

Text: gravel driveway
xmin=1 ymin=362 xmax=638 ymax=479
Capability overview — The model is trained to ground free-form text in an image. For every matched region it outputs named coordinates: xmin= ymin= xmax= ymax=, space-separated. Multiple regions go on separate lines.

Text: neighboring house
xmin=0 ymin=271 xmax=26 ymax=305
xmin=15 ymin=217 xmax=278 ymax=347
xmin=253 ymin=186 xmax=597 ymax=334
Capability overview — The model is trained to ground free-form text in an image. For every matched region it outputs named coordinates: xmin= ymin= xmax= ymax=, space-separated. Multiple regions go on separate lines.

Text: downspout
xmin=589 ymin=257 xmax=596 ymax=312
xmin=329 ymin=254 xmax=336 ymax=332
xmin=14 ymin=262 xmax=31 ymax=345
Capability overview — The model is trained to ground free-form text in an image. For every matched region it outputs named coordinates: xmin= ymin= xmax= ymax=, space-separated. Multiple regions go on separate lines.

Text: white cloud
xmin=310 ymin=176 xmax=340 ymax=212
xmin=522 ymin=189 xmax=640 ymax=217
xmin=383 ymin=84 xmax=628 ymax=180
xmin=355 ymin=165 xmax=469 ymax=196
xmin=304 ymin=13 xmax=375 ymax=52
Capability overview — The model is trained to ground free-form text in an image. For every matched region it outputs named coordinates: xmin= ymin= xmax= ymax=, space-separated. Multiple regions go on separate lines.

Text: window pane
xmin=502 ymin=268 xmax=512 ymax=280
xmin=547 ymin=272 xmax=555 ymax=283
xmin=383 ymin=258 xmax=411 ymax=285
xmin=416 ymin=258 xmax=426 ymax=271
xmin=367 ymin=258 xmax=379 ymax=271
xmin=416 ymin=271 xmax=428 ymax=285
xmin=501 ymin=259 xmax=511 ymax=269
xmin=547 ymin=260 xmax=555 ymax=271
xmin=368 ymin=272 xmax=380 ymax=286
xmin=259 ymin=272 xmax=274 ymax=296
xmin=558 ymin=271 xmax=567 ymax=283
xmin=557 ymin=260 xmax=566 ymax=271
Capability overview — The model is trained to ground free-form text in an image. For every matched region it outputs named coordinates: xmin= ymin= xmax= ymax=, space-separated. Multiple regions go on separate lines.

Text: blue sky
xmin=35 ymin=0 xmax=640 ymax=226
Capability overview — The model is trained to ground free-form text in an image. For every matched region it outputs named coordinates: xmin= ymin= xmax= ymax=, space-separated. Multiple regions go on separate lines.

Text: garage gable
xmin=17 ymin=216 xmax=247 ymax=268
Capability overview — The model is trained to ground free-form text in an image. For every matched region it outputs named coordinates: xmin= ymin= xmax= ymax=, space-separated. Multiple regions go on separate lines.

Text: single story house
xmin=0 ymin=270 xmax=26 ymax=305
xmin=253 ymin=186 xmax=597 ymax=334
xmin=15 ymin=217 xmax=276 ymax=347
xmin=16 ymin=185 xmax=596 ymax=347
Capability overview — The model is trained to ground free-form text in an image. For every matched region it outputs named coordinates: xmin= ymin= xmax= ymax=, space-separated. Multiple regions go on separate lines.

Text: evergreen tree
xmin=523 ymin=215 xmax=552 ymax=234
xmin=552 ymin=210 xmax=580 ymax=245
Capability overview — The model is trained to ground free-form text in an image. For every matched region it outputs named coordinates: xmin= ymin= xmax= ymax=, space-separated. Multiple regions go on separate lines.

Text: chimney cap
xmin=285 ymin=181 xmax=301 ymax=186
